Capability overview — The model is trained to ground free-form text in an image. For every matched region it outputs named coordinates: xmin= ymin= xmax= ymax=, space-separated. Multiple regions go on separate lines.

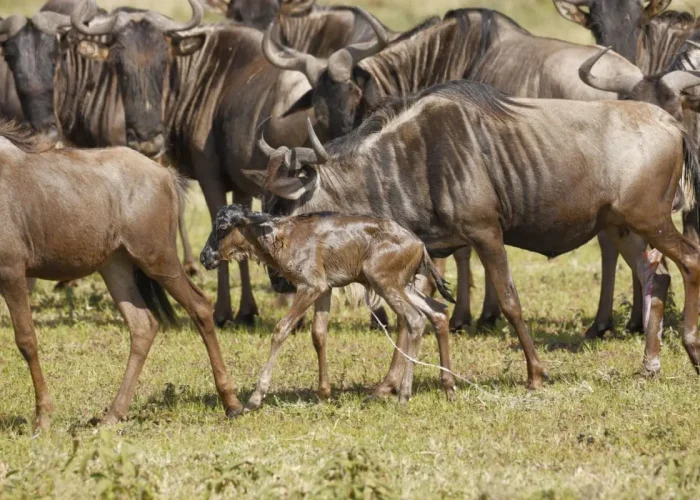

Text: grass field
xmin=4 ymin=0 xmax=700 ymax=498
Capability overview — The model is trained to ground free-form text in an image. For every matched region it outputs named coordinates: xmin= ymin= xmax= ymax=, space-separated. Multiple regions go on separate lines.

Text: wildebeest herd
xmin=3 ymin=0 xmax=700 ymax=432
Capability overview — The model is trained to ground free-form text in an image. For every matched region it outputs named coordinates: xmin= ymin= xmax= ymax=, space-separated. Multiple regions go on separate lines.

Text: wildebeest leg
xmin=152 ymin=261 xmax=243 ymax=417
xmin=450 ymin=247 xmax=472 ymax=331
xmin=472 ymin=229 xmax=548 ymax=389
xmin=477 ymin=270 xmax=502 ymax=330
xmin=406 ymin=287 xmax=456 ymax=400
xmin=373 ymin=316 xmax=408 ymax=397
xmin=232 ymin=193 xmax=259 ymax=326
xmin=601 ymin=228 xmax=668 ymax=376
xmin=311 ymin=289 xmax=332 ymax=399
xmin=681 ymin=208 xmax=700 ymax=311
xmin=2 ymin=273 xmax=53 ymax=432
xmin=587 ymin=232 xmax=644 ymax=339
xmin=630 ymin=215 xmax=700 ymax=376
xmin=178 ymin=188 xmax=199 ymax=277
xmin=373 ymin=286 xmax=426 ymax=403
xmin=100 ymin=257 xmax=160 ymax=424
xmin=246 ymin=286 xmax=323 ymax=412
xmin=199 ymin=175 xmax=233 ymax=327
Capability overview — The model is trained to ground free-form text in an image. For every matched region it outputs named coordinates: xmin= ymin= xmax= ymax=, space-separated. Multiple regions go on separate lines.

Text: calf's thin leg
xmin=406 ymin=287 xmax=456 ymax=399
xmin=471 ymin=229 xmax=548 ymax=389
xmin=100 ymin=259 xmax=160 ymax=424
xmin=450 ymin=247 xmax=472 ymax=331
xmin=373 ymin=316 xmax=408 ymax=397
xmin=312 ymin=290 xmax=332 ymax=399
xmin=246 ymin=286 xmax=323 ymax=412
xmin=3 ymin=273 xmax=53 ymax=432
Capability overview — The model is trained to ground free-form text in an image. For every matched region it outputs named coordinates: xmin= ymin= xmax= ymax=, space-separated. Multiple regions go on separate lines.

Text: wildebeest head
xmin=0 ymin=12 xmax=72 ymax=141
xmin=200 ymin=204 xmax=274 ymax=269
xmin=247 ymin=117 xmax=326 ymax=202
xmin=262 ymin=8 xmax=388 ymax=139
xmin=579 ymin=45 xmax=700 ymax=120
xmin=68 ymin=0 xmax=205 ymax=158
xmin=553 ymin=0 xmax=671 ymax=63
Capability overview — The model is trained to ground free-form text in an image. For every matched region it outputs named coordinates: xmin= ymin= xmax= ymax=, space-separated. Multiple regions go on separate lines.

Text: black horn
xmin=71 ymin=0 xmax=119 ymax=36
xmin=327 ymin=8 xmax=388 ymax=82
xmin=145 ymin=0 xmax=203 ymax=34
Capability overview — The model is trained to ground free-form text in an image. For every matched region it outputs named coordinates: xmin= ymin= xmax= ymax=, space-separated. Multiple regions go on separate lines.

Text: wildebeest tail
xmin=422 ymin=248 xmax=455 ymax=303
xmin=134 ymin=267 xmax=178 ymax=328
xmin=681 ymin=133 xmax=700 ymax=213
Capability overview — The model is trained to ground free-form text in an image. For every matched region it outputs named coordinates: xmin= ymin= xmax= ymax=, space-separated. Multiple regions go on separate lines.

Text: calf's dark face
xmin=201 ymin=225 xmax=252 ymax=270
xmin=2 ymin=25 xmax=61 ymax=139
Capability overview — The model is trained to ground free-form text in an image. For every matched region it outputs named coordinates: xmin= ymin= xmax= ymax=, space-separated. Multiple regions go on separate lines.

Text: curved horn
xmin=31 ymin=11 xmax=72 ymax=35
xmin=71 ymin=0 xmax=119 ymax=36
xmin=257 ymin=133 xmax=277 ymax=157
xmin=306 ymin=117 xmax=328 ymax=164
xmin=279 ymin=0 xmax=316 ymax=16
xmin=144 ymin=0 xmax=203 ymax=33
xmin=578 ymin=46 xmax=644 ymax=95
xmin=262 ymin=21 xmax=326 ymax=86
xmin=660 ymin=70 xmax=700 ymax=94
xmin=0 ymin=15 xmax=28 ymax=41
xmin=200 ymin=0 xmax=229 ymax=15
xmin=327 ymin=8 xmax=388 ymax=82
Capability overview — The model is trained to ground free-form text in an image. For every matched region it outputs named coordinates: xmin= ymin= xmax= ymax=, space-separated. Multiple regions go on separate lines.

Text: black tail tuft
xmin=423 ymin=248 xmax=455 ymax=303
xmin=134 ymin=268 xmax=178 ymax=328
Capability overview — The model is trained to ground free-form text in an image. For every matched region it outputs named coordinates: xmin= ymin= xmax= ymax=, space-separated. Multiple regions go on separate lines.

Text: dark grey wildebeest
xmin=67 ymin=0 xmax=390 ymax=326
xmin=202 ymin=0 xmax=315 ymax=30
xmin=247 ymin=80 xmax=700 ymax=394
xmin=264 ymin=7 xmax=700 ymax=337
xmin=0 ymin=121 xmax=241 ymax=432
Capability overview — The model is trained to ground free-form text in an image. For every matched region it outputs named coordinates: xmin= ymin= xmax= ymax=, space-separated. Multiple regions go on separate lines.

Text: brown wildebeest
xmin=200 ymin=201 xmax=456 ymax=410
xmin=0 ymin=122 xmax=241 ymax=431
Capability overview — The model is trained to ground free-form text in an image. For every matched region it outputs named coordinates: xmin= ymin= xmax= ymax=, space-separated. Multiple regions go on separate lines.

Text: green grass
xmin=3 ymin=0 xmax=700 ymax=498
xmin=2 ymin=187 xmax=700 ymax=498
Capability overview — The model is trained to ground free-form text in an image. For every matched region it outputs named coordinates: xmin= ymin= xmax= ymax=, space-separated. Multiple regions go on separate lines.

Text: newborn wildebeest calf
xmin=0 ymin=122 xmax=241 ymax=431
xmin=200 ymin=204 xmax=456 ymax=411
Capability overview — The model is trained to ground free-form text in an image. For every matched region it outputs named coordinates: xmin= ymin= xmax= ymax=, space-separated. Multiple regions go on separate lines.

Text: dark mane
xmin=328 ymin=80 xmax=520 ymax=157
xmin=0 ymin=121 xmax=53 ymax=153
xmin=445 ymin=7 xmax=528 ymax=34
xmin=389 ymin=16 xmax=441 ymax=44
xmin=652 ymin=9 xmax=695 ymax=27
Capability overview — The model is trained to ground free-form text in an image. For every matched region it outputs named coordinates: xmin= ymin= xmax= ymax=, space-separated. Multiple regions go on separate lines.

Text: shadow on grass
xmin=0 ymin=415 xmax=29 ymax=434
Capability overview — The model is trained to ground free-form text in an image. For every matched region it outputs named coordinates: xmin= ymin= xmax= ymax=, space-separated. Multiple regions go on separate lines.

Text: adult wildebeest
xmin=66 ymin=0 xmax=390 ymax=326
xmin=247 ymin=78 xmax=700 ymax=392
xmin=200 ymin=202 xmax=456 ymax=408
xmin=554 ymin=1 xmax=700 ymax=335
xmin=264 ymin=8 xmax=700 ymax=336
xmin=0 ymin=121 xmax=241 ymax=431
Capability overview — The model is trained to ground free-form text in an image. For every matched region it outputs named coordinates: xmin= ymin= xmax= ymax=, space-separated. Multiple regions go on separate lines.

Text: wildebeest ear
xmin=76 ymin=40 xmax=110 ymax=61
xmin=643 ymin=0 xmax=671 ymax=20
xmin=242 ymin=169 xmax=267 ymax=188
xmin=282 ymin=90 xmax=314 ymax=118
xmin=681 ymin=94 xmax=700 ymax=113
xmin=171 ymin=34 xmax=206 ymax=57
xmin=552 ymin=0 xmax=590 ymax=28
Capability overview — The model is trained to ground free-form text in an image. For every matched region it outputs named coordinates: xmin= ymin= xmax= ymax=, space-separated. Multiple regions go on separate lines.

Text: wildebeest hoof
xmin=234 ymin=311 xmax=258 ymax=327
xmin=214 ymin=312 xmax=234 ymax=328
xmin=625 ymin=319 xmax=644 ymax=334
xmin=449 ymin=315 xmax=471 ymax=333
xmin=584 ymin=321 xmax=613 ymax=340
xmin=225 ymin=404 xmax=245 ymax=419
xmin=527 ymin=370 xmax=550 ymax=390
xmin=640 ymin=358 xmax=661 ymax=378
xmin=444 ymin=386 xmax=457 ymax=402
xmin=316 ymin=387 xmax=332 ymax=401
xmin=398 ymin=393 xmax=411 ymax=405
xmin=100 ymin=413 xmax=122 ymax=426
xmin=33 ymin=415 xmax=51 ymax=434
xmin=476 ymin=313 xmax=500 ymax=331
xmin=245 ymin=393 xmax=263 ymax=412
